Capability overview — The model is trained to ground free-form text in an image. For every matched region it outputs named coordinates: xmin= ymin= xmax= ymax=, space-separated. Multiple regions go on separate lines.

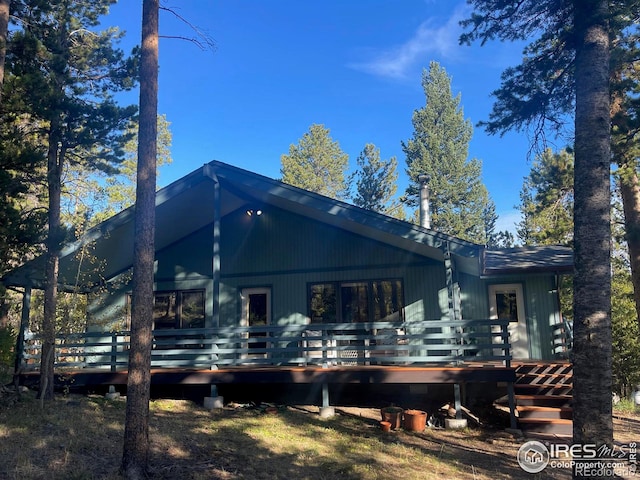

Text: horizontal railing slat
xmin=17 ymin=318 xmax=529 ymax=371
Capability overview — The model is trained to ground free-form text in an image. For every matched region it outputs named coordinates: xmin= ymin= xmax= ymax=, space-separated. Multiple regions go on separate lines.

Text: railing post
xmin=14 ymin=286 xmax=31 ymax=374
xmin=507 ymin=381 xmax=517 ymax=430
xmin=501 ymin=320 xmax=517 ymax=429
xmin=502 ymin=322 xmax=511 ymax=368
xmin=111 ymin=332 xmax=117 ymax=372
xmin=458 ymin=331 xmax=464 ymax=362
xmin=210 ymin=333 xmax=219 ymax=370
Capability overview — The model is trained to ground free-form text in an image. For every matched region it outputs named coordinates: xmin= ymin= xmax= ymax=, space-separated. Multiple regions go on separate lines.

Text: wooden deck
xmin=22 ymin=363 xmax=516 ymax=389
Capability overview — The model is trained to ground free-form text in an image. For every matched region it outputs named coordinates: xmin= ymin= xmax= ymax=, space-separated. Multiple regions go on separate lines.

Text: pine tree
xmin=121 ymin=0 xmax=158 ymax=476
xmin=350 ymin=143 xmax=402 ymax=218
xmin=612 ymin=188 xmax=640 ymax=398
xmin=5 ymin=0 xmax=137 ymax=400
xmin=462 ymin=0 xmax=613 ymax=457
xmin=402 ymin=61 xmax=493 ymax=244
xmin=280 ymin=124 xmax=349 ymax=200
xmin=62 ymin=114 xmax=173 ymax=228
xmin=517 ymin=148 xmax=574 ymax=246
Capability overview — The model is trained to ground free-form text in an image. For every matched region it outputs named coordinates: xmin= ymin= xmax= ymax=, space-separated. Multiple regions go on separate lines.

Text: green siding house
xmin=4 ymin=160 xmax=573 ymax=394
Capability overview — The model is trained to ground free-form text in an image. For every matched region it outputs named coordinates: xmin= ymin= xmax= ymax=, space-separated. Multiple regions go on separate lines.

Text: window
xmin=152 ymin=290 xmax=205 ymax=330
xmin=494 ymin=291 xmax=518 ymax=321
xmin=373 ymin=280 xmax=403 ymax=322
xmin=488 ymin=283 xmax=529 ymax=359
xmin=124 ymin=290 xmax=205 ymax=348
xmin=309 ymin=280 xmax=403 ymax=324
xmin=341 ymin=282 xmax=369 ymax=323
xmin=310 ymin=283 xmax=337 ymax=323
xmin=241 ymin=287 xmax=272 ymax=356
xmin=151 ymin=290 xmax=205 ymax=350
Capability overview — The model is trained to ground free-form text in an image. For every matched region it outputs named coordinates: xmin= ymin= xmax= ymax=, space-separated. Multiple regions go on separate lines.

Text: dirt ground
xmin=325 ymin=406 xmax=640 ymax=480
xmin=1 ymin=388 xmax=639 ymax=479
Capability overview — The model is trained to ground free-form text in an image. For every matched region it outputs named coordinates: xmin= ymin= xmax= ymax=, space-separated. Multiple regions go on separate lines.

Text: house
xmin=3 ymin=160 xmax=573 ymax=431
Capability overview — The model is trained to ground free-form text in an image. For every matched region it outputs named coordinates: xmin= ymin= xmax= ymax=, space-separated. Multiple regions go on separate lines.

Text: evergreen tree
xmin=102 ymin=114 xmax=172 ymax=217
xmin=350 ymin=143 xmax=402 ymax=217
xmin=63 ymin=114 xmax=173 ymax=228
xmin=517 ymin=148 xmax=574 ymax=246
xmin=121 ymin=0 xmax=158 ymax=476
xmin=464 ymin=0 xmax=640 ymax=329
xmin=611 ymin=27 xmax=640 ymax=330
xmin=462 ymin=0 xmax=613 ymax=456
xmin=280 ymin=124 xmax=349 ymax=200
xmin=5 ymin=0 xmax=137 ymax=400
xmin=0 ymin=0 xmax=8 ymax=103
xmin=402 ymin=61 xmax=493 ymax=244
xmin=483 ymin=203 xmax=514 ymax=248
xmin=612 ymin=188 xmax=640 ymax=398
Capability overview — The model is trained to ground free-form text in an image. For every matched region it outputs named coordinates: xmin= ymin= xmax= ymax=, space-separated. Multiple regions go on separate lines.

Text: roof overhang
xmin=481 ymin=246 xmax=573 ymax=277
xmin=3 ymin=160 xmax=573 ymax=291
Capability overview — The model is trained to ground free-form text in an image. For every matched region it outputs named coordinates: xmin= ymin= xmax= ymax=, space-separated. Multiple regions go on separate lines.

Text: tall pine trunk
xmin=40 ymin=124 xmax=64 ymax=401
xmin=120 ymin=0 xmax=158 ymax=477
xmin=572 ymin=0 xmax=613 ymax=470
xmin=0 ymin=0 xmax=9 ymax=104
xmin=618 ymin=163 xmax=640 ymax=329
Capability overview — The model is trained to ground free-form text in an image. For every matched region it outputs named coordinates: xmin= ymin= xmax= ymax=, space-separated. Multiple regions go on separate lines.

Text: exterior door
xmin=488 ymin=284 xmax=529 ymax=359
xmin=241 ymin=287 xmax=271 ymax=358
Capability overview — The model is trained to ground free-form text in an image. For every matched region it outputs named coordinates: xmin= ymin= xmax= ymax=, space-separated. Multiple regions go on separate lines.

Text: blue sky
xmin=102 ymin=1 xmax=566 ymax=235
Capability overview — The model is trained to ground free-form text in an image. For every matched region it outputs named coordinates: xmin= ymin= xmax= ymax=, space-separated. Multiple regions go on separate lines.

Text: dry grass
xmin=4 ymin=388 xmax=630 ymax=480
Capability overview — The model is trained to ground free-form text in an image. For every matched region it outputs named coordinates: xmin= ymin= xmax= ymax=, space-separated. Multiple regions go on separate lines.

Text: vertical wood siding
xmin=88 ymin=203 xmax=562 ymax=360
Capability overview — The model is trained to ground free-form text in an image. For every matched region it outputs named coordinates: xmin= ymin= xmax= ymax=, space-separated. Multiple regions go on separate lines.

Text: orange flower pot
xmin=380 ymin=407 xmax=403 ymax=430
xmin=380 ymin=421 xmax=391 ymax=432
xmin=403 ymin=409 xmax=427 ymax=432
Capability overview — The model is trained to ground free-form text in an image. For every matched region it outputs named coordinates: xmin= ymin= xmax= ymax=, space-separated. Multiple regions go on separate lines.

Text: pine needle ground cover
xmin=6 ymin=390 xmax=636 ymax=479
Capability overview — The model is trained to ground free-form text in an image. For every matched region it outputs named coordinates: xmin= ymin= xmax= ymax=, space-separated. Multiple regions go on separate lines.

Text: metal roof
xmin=482 ymin=246 xmax=573 ymax=276
xmin=2 ymin=160 xmax=572 ymax=290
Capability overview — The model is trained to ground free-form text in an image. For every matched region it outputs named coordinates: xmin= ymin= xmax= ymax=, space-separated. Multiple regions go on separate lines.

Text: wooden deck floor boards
xmin=22 ymin=363 xmax=516 ymax=387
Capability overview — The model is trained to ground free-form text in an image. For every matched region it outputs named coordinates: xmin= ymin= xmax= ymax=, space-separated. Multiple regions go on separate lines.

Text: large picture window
xmin=124 ymin=289 xmax=205 ymax=349
xmin=309 ymin=280 xmax=404 ymax=324
xmin=151 ymin=289 xmax=205 ymax=350
xmin=152 ymin=290 xmax=205 ymax=330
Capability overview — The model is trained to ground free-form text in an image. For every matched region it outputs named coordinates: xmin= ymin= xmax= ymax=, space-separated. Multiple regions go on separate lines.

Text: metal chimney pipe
xmin=418 ymin=174 xmax=431 ymax=229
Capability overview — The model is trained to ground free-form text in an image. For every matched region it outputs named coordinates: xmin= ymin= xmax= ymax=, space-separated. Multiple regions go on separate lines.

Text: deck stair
xmin=514 ymin=362 xmax=573 ymax=436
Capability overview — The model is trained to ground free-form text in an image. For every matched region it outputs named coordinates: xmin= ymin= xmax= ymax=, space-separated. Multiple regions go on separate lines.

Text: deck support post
xmin=14 ymin=286 xmax=31 ymax=375
xmin=319 ymin=383 xmax=335 ymax=418
xmin=203 ymin=384 xmax=224 ymax=410
xmin=321 ymin=362 xmax=330 ymax=408
xmin=454 ymin=383 xmax=462 ymax=419
xmin=507 ymin=381 xmax=517 ymax=430
xmin=319 ymin=363 xmax=335 ymax=418
xmin=322 ymin=382 xmax=329 ymax=408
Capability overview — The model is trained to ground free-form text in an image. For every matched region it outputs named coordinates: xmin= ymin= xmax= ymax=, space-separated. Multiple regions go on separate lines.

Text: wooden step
xmin=513 ymin=363 xmax=573 ymax=435
xmin=515 ymin=372 xmax=572 ymax=383
xmin=515 ymin=394 xmax=572 ymax=407
xmin=514 ymin=383 xmax=572 ymax=390
xmin=514 ymin=363 xmax=573 ymax=376
xmin=514 ymin=361 xmax=572 ymax=367
xmin=519 ymin=418 xmax=573 ymax=436
xmin=514 ymin=362 xmax=572 ymax=369
xmin=517 ymin=406 xmax=573 ymax=420
xmin=514 ymin=384 xmax=573 ymax=396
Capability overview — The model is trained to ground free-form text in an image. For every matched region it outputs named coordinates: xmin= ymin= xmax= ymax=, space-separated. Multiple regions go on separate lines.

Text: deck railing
xmin=19 ymin=319 xmax=514 ymax=371
xmin=551 ymin=318 xmax=573 ymax=358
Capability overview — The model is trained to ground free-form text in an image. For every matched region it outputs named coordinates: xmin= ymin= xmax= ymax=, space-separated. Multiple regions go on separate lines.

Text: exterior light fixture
xmin=246 ymin=209 xmax=263 ymax=216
